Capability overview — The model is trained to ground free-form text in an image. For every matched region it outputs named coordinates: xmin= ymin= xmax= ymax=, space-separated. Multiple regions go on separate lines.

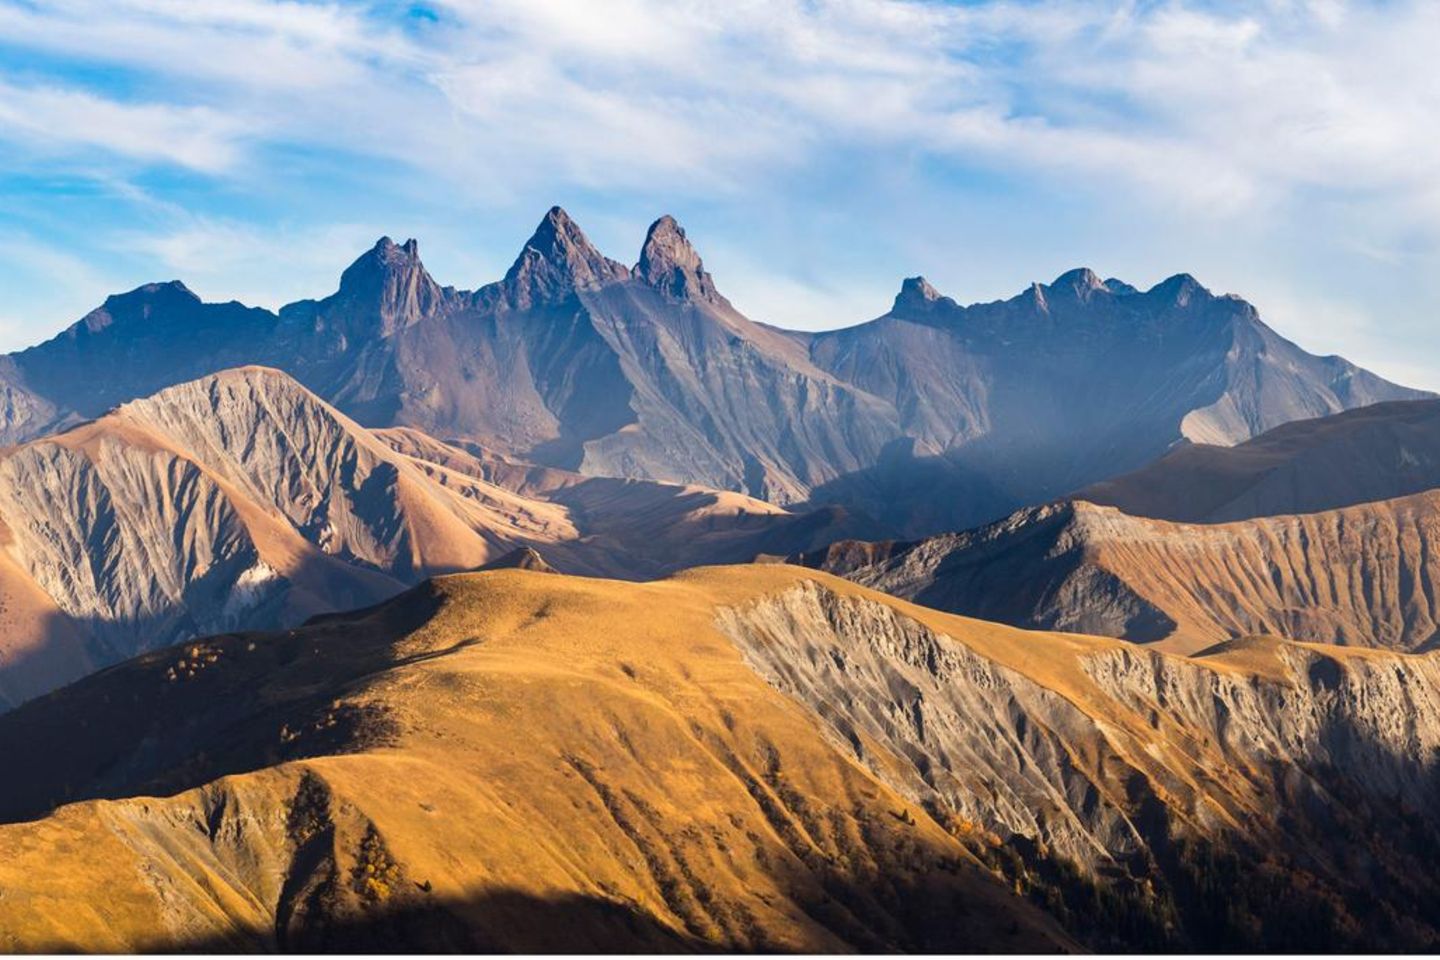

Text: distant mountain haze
xmin=795 ymin=397 xmax=1440 ymax=653
xmin=0 ymin=366 xmax=871 ymax=710
xmin=0 ymin=207 xmax=1425 ymax=537
xmin=1080 ymin=397 xmax=1440 ymax=522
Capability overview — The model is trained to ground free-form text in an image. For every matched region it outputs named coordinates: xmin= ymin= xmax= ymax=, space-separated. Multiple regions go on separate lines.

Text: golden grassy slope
xmin=5 ymin=564 xmax=1438 ymax=951
xmin=0 ymin=566 xmax=1074 ymax=953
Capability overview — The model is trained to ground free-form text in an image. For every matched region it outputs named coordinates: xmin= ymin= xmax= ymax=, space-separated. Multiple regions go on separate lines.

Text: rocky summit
xmin=0 ymin=208 xmax=1426 ymax=534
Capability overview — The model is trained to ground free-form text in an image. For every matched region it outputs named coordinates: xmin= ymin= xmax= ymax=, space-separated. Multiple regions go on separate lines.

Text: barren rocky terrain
xmin=795 ymin=492 xmax=1440 ymax=653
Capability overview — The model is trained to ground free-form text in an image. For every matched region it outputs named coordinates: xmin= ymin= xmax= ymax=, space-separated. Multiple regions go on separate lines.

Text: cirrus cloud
xmin=0 ymin=0 xmax=1437 ymax=387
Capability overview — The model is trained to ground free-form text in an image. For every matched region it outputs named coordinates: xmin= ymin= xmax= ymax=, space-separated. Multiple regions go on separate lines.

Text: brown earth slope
xmin=795 ymin=493 xmax=1440 ymax=653
xmin=0 ymin=568 xmax=1072 ymax=953
xmin=0 ymin=367 xmax=869 ymax=711
xmin=1 ymin=566 xmax=1439 ymax=951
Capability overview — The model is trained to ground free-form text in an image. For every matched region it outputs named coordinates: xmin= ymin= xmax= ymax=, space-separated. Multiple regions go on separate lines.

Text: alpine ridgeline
xmin=0 ymin=210 xmax=1426 ymax=536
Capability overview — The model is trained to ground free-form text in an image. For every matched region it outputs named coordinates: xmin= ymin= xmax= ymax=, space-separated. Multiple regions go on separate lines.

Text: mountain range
xmin=0 ymin=207 xmax=1426 ymax=536
xmin=795 ymin=399 xmax=1440 ymax=652
xmin=6 ymin=204 xmax=1440 ymax=953
xmin=0 ymin=366 xmax=868 ymax=710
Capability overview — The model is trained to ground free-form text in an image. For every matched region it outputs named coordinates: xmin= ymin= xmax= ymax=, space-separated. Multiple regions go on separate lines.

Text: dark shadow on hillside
xmin=0 ymin=576 xmax=446 ymax=826
xmin=105 ymin=889 xmax=706 ymax=954
xmin=800 ymin=441 xmax=1032 ymax=541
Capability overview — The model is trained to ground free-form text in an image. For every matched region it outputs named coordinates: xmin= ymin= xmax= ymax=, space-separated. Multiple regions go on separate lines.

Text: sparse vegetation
xmin=351 ymin=827 xmax=402 ymax=903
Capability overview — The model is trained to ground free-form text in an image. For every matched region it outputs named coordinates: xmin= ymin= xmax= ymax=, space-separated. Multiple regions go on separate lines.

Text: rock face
xmin=1082 ymin=397 xmax=1440 ymax=522
xmin=794 ymin=491 xmax=1440 ymax=653
xmin=796 ymin=397 xmax=1440 ymax=651
xmin=0 ymin=210 xmax=1425 ymax=534
xmin=1 ymin=566 xmax=1437 ymax=951
xmin=477 ymin=546 xmax=556 ymax=573
xmin=0 ymin=367 xmax=872 ymax=710
xmin=635 ymin=214 xmax=718 ymax=302
xmin=717 ymin=575 xmax=1440 ymax=950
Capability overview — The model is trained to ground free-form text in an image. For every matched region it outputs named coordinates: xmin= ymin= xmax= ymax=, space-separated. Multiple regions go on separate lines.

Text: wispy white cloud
xmin=0 ymin=0 xmax=1438 ymax=387
xmin=0 ymin=80 xmax=244 ymax=171
xmin=3 ymin=0 xmax=1438 ymax=218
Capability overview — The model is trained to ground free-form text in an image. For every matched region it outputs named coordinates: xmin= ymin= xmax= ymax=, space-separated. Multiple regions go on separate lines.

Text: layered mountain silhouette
xmin=0 ymin=208 xmax=1425 ymax=536
xmin=1082 ymin=397 xmax=1440 ymax=521
xmin=2 ymin=566 xmax=1438 ymax=950
xmin=0 ymin=366 xmax=870 ymax=710
xmin=6 ymin=204 xmax=1440 ymax=954
xmin=796 ymin=494 xmax=1440 ymax=652
xmin=795 ymin=399 xmax=1440 ymax=652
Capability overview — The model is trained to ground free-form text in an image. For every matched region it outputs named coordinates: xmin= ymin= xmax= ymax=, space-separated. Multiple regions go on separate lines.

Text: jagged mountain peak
xmin=635 ymin=214 xmax=718 ymax=302
xmin=339 ymin=236 xmax=426 ymax=290
xmin=322 ymin=234 xmax=444 ymax=338
xmin=1048 ymin=267 xmax=1107 ymax=298
xmin=500 ymin=206 xmax=630 ymax=309
xmin=892 ymin=275 xmax=947 ymax=314
xmin=70 ymin=280 xmax=206 ymax=335
xmin=1146 ymin=272 xmax=1210 ymax=306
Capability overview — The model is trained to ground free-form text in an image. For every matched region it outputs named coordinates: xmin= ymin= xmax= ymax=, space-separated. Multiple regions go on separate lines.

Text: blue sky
xmin=2 ymin=0 xmax=1439 ymax=388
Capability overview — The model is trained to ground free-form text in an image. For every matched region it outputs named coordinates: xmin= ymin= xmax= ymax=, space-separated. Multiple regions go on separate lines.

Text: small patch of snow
xmin=223 ymin=562 xmax=281 ymax=617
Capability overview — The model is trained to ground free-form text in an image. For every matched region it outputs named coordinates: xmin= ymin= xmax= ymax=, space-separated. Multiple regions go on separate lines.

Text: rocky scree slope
xmin=794 ymin=491 xmax=1440 ymax=653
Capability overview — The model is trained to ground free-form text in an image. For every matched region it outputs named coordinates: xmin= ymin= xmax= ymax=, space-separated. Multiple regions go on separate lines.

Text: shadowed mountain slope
xmin=1 ymin=566 xmax=1439 ymax=950
xmin=1081 ymin=398 xmax=1440 ymax=522
xmin=0 ymin=211 xmax=1425 ymax=535
xmin=795 ymin=490 xmax=1440 ymax=653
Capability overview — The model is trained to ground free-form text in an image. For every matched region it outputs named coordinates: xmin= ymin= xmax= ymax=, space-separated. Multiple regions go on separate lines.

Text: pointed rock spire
xmin=331 ymin=236 xmax=443 ymax=337
xmin=501 ymin=206 xmax=630 ymax=309
xmin=891 ymin=276 xmax=960 ymax=317
xmin=636 ymin=215 xmax=718 ymax=302
xmin=339 ymin=237 xmax=424 ymax=293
